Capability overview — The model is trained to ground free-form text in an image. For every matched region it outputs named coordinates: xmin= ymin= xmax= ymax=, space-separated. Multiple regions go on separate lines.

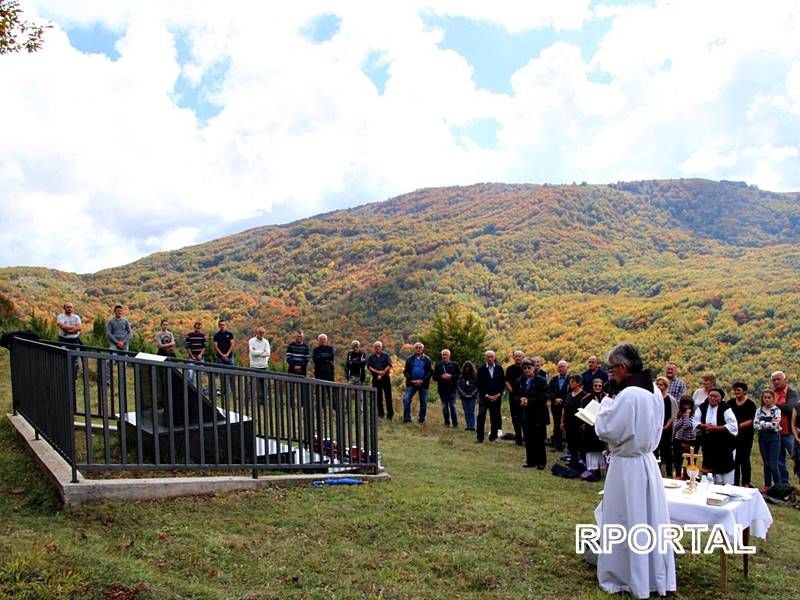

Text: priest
xmin=594 ymin=343 xmax=676 ymax=599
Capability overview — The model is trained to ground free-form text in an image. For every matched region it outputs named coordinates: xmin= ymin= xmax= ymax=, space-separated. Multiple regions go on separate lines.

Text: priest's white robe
xmin=594 ymin=382 xmax=677 ymax=599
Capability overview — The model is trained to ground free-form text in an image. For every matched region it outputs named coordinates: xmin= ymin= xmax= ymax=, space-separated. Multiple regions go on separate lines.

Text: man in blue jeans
xmin=771 ymin=371 xmax=798 ymax=485
xmin=402 ymin=342 xmax=433 ymax=423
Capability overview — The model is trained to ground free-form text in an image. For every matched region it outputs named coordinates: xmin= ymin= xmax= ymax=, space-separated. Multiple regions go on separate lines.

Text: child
xmin=754 ymin=389 xmax=782 ymax=493
xmin=672 ymin=395 xmax=696 ymax=477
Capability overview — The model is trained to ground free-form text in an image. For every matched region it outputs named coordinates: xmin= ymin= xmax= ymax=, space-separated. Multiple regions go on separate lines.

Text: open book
xmin=575 ymin=399 xmax=602 ymax=426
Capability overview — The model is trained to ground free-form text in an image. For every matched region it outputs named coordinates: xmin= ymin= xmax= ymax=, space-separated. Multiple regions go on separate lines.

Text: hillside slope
xmin=1 ymin=179 xmax=799 ymax=387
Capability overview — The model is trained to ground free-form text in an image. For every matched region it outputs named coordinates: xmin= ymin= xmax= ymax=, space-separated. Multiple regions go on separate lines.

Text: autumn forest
xmin=1 ymin=178 xmax=799 ymax=392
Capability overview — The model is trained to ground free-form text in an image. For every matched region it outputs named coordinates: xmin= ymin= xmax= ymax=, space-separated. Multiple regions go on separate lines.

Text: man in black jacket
xmin=504 ymin=350 xmax=525 ymax=445
xmin=477 ymin=350 xmax=505 ymax=443
xmin=518 ymin=359 xmax=550 ymax=468
xmin=345 ymin=340 xmax=367 ymax=384
xmin=312 ymin=334 xmax=335 ymax=381
xmin=548 ymin=360 xmax=570 ymax=451
xmin=402 ymin=342 xmax=433 ymax=423
xmin=433 ymin=349 xmax=460 ymax=428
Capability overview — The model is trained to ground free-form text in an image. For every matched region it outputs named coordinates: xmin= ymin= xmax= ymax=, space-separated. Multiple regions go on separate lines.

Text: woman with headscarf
xmin=562 ymin=374 xmax=588 ymax=463
xmin=693 ymin=387 xmax=738 ymax=484
xmin=580 ymin=378 xmax=607 ymax=478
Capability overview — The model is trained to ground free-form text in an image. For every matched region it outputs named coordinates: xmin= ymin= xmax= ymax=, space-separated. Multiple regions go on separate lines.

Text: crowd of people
xmin=55 ymin=302 xmax=800 ymax=492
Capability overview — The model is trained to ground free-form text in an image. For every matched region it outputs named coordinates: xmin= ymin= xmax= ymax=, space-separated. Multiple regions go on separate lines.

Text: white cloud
xmin=2 ymin=1 xmax=800 ymax=272
xmin=680 ymin=147 xmax=739 ymax=173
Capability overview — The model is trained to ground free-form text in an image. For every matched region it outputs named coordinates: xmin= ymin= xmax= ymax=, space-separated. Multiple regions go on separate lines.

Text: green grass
xmin=1 ymin=349 xmax=799 ymax=599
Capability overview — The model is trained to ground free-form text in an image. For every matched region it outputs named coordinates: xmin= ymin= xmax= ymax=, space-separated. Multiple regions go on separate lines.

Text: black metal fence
xmin=9 ymin=337 xmax=380 ymax=482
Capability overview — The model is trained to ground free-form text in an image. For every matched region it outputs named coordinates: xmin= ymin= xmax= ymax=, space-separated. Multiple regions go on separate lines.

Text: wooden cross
xmin=682 ymin=446 xmax=702 ymax=466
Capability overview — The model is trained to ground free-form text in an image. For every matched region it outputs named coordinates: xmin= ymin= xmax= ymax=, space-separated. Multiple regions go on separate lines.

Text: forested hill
xmin=2 ymin=178 xmax=799 ymax=387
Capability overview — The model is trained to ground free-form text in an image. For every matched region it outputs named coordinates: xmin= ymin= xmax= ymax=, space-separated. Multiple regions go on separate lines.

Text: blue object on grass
xmin=312 ymin=478 xmax=364 ymax=487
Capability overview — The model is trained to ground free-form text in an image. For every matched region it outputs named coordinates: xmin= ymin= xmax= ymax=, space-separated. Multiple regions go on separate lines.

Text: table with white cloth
xmin=662 ymin=480 xmax=773 ymax=592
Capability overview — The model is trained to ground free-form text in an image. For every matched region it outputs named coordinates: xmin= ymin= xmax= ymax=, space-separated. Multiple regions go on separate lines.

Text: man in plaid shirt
xmin=665 ymin=362 xmax=686 ymax=400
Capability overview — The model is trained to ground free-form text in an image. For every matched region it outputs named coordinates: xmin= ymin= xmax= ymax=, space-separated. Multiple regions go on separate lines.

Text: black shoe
xmin=403 ymin=419 xmax=412 ymax=424
xmin=475 ymin=439 xmax=484 ymax=444
xmin=488 ymin=436 xmax=497 ymax=442
xmin=536 ymin=465 xmax=545 ymax=470
xmin=522 ymin=463 xmax=534 ymax=468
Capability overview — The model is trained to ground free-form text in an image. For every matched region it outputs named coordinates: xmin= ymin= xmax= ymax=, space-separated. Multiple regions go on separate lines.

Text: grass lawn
xmin=1 ymin=349 xmax=799 ymax=599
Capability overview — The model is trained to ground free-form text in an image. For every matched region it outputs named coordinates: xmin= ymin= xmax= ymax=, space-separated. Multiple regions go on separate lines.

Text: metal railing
xmin=9 ymin=337 xmax=380 ymax=482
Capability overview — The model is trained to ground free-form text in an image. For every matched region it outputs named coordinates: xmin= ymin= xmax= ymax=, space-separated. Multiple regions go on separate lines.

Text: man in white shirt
xmin=56 ymin=302 xmax=82 ymax=377
xmin=248 ymin=327 xmax=271 ymax=369
xmin=56 ymin=302 xmax=82 ymax=346
xmin=693 ymin=387 xmax=738 ymax=484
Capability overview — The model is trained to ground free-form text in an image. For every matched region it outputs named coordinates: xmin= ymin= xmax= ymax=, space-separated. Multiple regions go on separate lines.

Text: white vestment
xmin=594 ymin=381 xmax=676 ymax=599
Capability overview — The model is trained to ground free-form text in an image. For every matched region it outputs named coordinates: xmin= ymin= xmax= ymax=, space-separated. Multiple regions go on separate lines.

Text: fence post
xmin=66 ymin=348 xmax=79 ymax=484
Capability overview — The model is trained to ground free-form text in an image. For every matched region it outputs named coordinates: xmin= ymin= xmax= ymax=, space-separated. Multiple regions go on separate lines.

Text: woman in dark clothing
xmin=587 ymin=378 xmax=605 ymax=402
xmin=561 ymin=374 xmax=588 ymax=462
xmin=655 ymin=376 xmax=676 ymax=477
xmin=580 ymin=378 xmax=606 ymax=476
xmin=457 ymin=361 xmax=479 ymax=431
xmin=729 ymin=381 xmax=757 ymax=487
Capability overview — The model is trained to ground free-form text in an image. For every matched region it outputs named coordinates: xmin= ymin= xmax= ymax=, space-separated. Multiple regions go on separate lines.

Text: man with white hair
xmin=312 ymin=333 xmax=335 ymax=382
xmin=402 ymin=342 xmax=433 ymax=423
xmin=771 ymin=371 xmax=799 ymax=485
xmin=433 ymin=349 xmax=460 ymax=428
xmin=547 ymin=360 xmax=570 ymax=451
xmin=248 ymin=327 xmax=271 ymax=369
xmin=367 ymin=341 xmax=393 ymax=419
xmin=476 ymin=350 xmax=505 ymax=443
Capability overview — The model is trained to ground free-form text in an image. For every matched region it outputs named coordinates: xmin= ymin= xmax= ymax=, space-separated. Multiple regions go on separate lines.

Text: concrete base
xmin=7 ymin=414 xmax=390 ymax=506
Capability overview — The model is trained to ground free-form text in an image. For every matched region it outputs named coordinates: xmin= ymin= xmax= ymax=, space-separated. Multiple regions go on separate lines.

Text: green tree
xmin=0 ymin=0 xmax=49 ymax=54
xmin=27 ymin=312 xmax=56 ymax=339
xmin=85 ymin=315 xmax=107 ymax=348
xmin=420 ymin=307 xmax=487 ymax=367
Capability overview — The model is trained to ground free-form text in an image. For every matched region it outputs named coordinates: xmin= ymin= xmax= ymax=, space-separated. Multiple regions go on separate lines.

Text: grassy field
xmin=1 ymin=349 xmax=799 ymax=599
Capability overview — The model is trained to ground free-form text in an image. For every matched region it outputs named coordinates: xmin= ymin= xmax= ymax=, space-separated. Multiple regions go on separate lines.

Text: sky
xmin=2 ymin=0 xmax=800 ymax=273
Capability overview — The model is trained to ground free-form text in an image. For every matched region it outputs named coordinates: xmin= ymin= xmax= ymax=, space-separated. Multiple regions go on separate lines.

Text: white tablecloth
xmin=663 ymin=481 xmax=773 ymax=542
xmin=594 ymin=480 xmax=773 ymax=543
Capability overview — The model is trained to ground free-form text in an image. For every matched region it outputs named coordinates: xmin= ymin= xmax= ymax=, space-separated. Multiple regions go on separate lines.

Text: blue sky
xmin=2 ymin=0 xmax=799 ymax=272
